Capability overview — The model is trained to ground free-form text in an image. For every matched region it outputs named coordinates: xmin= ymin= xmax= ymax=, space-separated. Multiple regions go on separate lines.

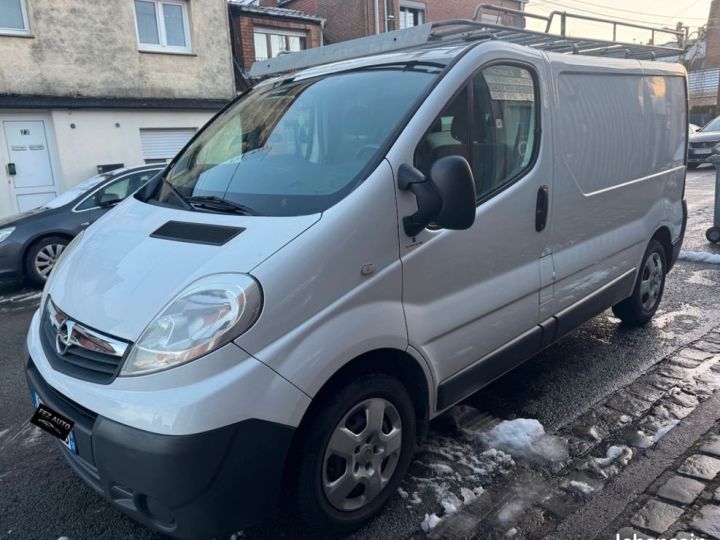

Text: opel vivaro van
xmin=26 ymin=11 xmax=688 ymax=539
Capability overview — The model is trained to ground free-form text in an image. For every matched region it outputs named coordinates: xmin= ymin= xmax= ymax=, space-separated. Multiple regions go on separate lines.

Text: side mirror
xmin=98 ymin=193 xmax=121 ymax=208
xmin=398 ymin=156 xmax=476 ymax=237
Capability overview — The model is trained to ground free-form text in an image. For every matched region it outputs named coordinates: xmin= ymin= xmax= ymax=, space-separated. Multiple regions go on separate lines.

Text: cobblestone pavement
xmin=427 ymin=329 xmax=720 ymax=540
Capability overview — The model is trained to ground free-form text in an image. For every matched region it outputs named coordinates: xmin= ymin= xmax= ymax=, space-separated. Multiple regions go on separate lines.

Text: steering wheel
xmin=354 ymin=144 xmax=381 ymax=161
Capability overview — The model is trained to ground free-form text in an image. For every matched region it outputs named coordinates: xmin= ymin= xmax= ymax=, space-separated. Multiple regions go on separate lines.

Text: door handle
xmin=536 ymin=185 xmax=549 ymax=232
xmin=7 ymin=163 xmax=16 ymax=175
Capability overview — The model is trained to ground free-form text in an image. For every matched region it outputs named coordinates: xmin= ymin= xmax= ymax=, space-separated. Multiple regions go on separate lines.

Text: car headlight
xmin=120 ymin=273 xmax=263 ymax=376
xmin=0 ymin=227 xmax=15 ymax=244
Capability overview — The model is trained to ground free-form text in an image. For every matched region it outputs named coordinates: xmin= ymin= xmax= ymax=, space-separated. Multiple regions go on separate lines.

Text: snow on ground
xmin=477 ymin=419 xmax=569 ymax=465
xmin=653 ymin=419 xmax=680 ymax=442
xmin=678 ymin=250 xmax=720 ymax=264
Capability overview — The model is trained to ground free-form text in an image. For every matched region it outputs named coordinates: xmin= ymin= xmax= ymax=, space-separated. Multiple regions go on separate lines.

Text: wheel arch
xmin=22 ymin=232 xmax=75 ymax=277
xmin=651 ymin=226 xmax=673 ymax=272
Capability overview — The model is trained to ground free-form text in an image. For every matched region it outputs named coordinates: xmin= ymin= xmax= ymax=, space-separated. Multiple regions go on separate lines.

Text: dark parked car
xmin=0 ymin=165 xmax=162 ymax=286
xmin=688 ymin=116 xmax=720 ymax=168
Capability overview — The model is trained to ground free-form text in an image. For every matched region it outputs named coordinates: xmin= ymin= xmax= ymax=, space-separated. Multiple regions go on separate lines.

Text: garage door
xmin=139 ymin=128 xmax=196 ymax=163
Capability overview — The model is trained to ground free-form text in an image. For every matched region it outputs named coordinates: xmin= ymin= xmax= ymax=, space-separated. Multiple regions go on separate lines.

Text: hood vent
xmin=150 ymin=221 xmax=245 ymax=246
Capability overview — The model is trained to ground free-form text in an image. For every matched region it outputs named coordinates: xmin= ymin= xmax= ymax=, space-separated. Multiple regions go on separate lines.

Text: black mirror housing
xmin=99 ymin=193 xmax=121 ymax=208
xmin=430 ymin=156 xmax=476 ymax=231
xmin=398 ymin=156 xmax=476 ymax=237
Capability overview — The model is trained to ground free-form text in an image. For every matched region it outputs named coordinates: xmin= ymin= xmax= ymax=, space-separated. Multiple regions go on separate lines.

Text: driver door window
xmin=415 ymin=64 xmax=538 ymax=202
xmin=76 ymin=170 xmax=158 ymax=211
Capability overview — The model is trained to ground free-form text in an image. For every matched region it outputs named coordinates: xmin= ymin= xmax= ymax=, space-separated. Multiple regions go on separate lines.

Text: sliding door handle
xmin=536 ymin=185 xmax=549 ymax=232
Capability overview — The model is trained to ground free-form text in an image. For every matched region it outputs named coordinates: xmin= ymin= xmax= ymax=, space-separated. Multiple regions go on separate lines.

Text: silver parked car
xmin=26 ymin=19 xmax=687 ymax=540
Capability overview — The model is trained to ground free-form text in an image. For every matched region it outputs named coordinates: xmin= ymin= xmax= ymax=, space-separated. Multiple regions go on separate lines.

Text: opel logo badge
xmin=55 ymin=320 xmax=75 ymax=356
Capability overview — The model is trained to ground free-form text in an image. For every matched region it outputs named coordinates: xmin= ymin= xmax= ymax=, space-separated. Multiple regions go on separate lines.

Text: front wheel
xmin=612 ymin=239 xmax=666 ymax=326
xmin=25 ymin=236 xmax=70 ymax=287
xmin=292 ymin=374 xmax=416 ymax=534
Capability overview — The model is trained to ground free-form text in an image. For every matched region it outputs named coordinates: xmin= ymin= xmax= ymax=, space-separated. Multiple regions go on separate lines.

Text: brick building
xmin=228 ymin=0 xmax=324 ymax=89
xmin=266 ymin=0 xmax=527 ymax=44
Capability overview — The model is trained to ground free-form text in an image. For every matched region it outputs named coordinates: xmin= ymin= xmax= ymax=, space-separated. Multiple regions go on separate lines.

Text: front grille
xmin=690 ymin=141 xmax=717 ymax=149
xmin=40 ymin=299 xmax=131 ymax=384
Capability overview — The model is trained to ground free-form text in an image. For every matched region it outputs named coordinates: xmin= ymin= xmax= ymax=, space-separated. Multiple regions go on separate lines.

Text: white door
xmin=3 ymin=120 xmax=58 ymax=212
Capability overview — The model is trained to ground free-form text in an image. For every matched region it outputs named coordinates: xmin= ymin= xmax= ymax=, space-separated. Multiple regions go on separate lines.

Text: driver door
xmin=393 ymin=56 xmax=554 ymax=410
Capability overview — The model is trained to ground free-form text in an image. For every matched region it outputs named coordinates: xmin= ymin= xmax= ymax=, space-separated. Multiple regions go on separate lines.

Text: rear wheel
xmin=292 ymin=374 xmax=416 ymax=534
xmin=25 ymin=236 xmax=69 ymax=287
xmin=612 ymin=239 xmax=666 ymax=326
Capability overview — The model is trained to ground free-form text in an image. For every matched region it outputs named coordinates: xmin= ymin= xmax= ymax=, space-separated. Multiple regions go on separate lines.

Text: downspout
xmin=375 ymin=0 xmax=380 ymax=34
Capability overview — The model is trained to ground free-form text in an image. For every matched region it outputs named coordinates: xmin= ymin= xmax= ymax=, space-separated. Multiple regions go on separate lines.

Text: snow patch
xmin=440 ymin=492 xmax=462 ymax=515
xmin=479 ymin=419 xmax=569 ymax=464
xmin=566 ymin=480 xmax=595 ymax=496
xmin=421 ymin=513 xmax=442 ymax=533
xmin=409 ymin=491 xmax=422 ymax=505
xmin=428 ymin=462 xmax=454 ymax=476
xmin=678 ymin=250 xmax=720 ymax=265
xmin=654 ymin=419 xmax=680 ymax=442
xmin=397 ymin=487 xmax=409 ymax=499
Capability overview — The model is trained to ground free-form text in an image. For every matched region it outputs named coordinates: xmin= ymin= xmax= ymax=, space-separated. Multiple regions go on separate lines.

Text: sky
xmin=520 ymin=0 xmax=712 ymax=44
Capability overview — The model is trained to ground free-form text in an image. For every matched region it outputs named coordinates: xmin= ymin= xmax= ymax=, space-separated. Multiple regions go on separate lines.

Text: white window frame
xmin=0 ymin=0 xmax=31 ymax=36
xmin=399 ymin=1 xmax=425 ymax=30
xmin=253 ymin=26 xmax=308 ymax=61
xmin=133 ymin=0 xmax=192 ymax=54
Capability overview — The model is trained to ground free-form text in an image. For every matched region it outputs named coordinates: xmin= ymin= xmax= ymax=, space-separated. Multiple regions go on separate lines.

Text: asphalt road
xmin=1 ymin=168 xmax=720 ymax=540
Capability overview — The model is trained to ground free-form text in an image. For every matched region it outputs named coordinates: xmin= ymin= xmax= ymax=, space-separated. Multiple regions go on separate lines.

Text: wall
xmin=706 ymin=0 xmax=720 ymax=69
xmin=0 ymin=109 xmax=214 ymax=218
xmin=0 ymin=0 xmax=236 ymax=101
xmin=280 ymin=0 xmax=523 ymax=43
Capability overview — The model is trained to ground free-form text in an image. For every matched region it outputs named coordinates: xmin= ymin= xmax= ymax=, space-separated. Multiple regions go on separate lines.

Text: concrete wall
xmin=0 ymin=109 xmax=214 ymax=218
xmin=0 ymin=0 xmax=236 ymax=101
xmin=706 ymin=0 xmax=720 ymax=69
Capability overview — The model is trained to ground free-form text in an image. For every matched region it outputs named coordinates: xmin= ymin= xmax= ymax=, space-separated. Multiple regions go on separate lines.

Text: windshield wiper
xmin=184 ymin=196 xmax=260 ymax=216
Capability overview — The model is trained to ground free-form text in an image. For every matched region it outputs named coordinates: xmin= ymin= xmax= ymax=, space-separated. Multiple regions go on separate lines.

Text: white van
xmin=25 ymin=10 xmax=687 ymax=539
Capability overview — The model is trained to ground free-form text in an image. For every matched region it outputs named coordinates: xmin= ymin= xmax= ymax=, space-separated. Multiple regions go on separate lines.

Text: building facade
xmin=271 ymin=0 xmax=527 ymax=44
xmin=228 ymin=0 xmax=324 ymax=88
xmin=0 ymin=0 xmax=236 ymax=218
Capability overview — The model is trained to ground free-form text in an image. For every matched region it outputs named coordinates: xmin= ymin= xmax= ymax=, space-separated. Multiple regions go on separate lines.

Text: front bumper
xmin=26 ymin=359 xmax=296 ymax=539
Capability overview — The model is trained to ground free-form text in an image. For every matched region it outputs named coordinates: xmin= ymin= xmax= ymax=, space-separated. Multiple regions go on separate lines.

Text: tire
xmin=24 ymin=236 xmax=70 ymax=287
xmin=707 ymin=227 xmax=720 ymax=244
xmin=291 ymin=374 xmax=416 ymax=534
xmin=612 ymin=239 xmax=667 ymax=326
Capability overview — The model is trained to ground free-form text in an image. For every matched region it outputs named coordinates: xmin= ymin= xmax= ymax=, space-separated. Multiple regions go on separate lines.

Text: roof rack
xmin=249 ymin=3 xmax=687 ymax=78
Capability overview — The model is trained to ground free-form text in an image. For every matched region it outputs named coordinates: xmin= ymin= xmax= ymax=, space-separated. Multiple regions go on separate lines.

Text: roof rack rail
xmin=249 ymin=3 xmax=687 ymax=78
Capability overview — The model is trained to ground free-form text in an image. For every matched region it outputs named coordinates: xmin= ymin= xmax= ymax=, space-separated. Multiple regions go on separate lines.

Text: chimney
xmin=705 ymin=0 xmax=720 ymax=68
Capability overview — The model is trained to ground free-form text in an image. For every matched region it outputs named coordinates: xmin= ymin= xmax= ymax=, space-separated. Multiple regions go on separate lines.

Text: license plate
xmin=30 ymin=390 xmax=77 ymax=454
xmin=694 ymin=148 xmax=712 ymax=155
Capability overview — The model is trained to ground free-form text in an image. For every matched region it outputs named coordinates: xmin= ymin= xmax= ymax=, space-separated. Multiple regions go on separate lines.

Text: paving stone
xmin=564 ymin=435 xmax=594 ymax=458
xmin=616 ymin=527 xmax=646 ymax=540
xmin=668 ymin=388 xmax=701 ymax=409
xmin=671 ymin=355 xmax=705 ymax=369
xmin=605 ymin=390 xmax=654 ymax=418
xmin=679 ymin=455 xmax=720 ymax=481
xmin=695 ymin=369 xmax=720 ymax=389
xmin=704 ymin=332 xmax=720 ymax=345
xmin=694 ymin=340 xmax=720 ymax=354
xmin=701 ymin=435 xmax=720 ymax=458
xmin=690 ymin=504 xmax=720 ymax=539
xmin=657 ymin=475 xmax=706 ymax=505
xmin=715 ymin=487 xmax=720 ymax=502
xmin=629 ymin=380 xmax=669 ymax=403
xmin=679 ymin=347 xmax=715 ymax=361
xmin=639 ymin=372 xmax=679 ymax=392
xmin=620 ymin=427 xmax=655 ymax=449
xmin=539 ymin=490 xmax=582 ymax=519
xmin=658 ymin=364 xmax=694 ymax=382
xmin=639 ymin=402 xmax=693 ymax=434
xmin=630 ymin=499 xmax=684 ymax=534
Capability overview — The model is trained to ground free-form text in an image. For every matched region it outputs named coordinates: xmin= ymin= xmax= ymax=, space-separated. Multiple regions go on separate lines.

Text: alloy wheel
xmin=640 ymin=251 xmax=663 ymax=311
xmin=34 ymin=244 xmax=66 ymax=280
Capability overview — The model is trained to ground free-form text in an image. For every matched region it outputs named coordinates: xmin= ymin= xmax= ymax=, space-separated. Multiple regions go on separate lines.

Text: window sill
xmin=138 ymin=48 xmax=196 ymax=57
xmin=0 ymin=30 xmax=33 ymax=38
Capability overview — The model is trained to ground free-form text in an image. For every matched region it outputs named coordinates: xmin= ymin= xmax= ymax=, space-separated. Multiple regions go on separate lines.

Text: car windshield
xmin=153 ymin=64 xmax=443 ymax=216
xmin=702 ymin=117 xmax=720 ymax=132
xmin=43 ymin=172 xmax=114 ymax=209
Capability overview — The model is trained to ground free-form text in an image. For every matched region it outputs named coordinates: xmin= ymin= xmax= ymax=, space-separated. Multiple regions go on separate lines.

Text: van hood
xmin=47 ymin=197 xmax=320 ymax=341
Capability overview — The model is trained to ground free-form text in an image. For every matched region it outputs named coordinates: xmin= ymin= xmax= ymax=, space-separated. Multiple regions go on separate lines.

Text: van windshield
xmin=154 ymin=64 xmax=443 ymax=216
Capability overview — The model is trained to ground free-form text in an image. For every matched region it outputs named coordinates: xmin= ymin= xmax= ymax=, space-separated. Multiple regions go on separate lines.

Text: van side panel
xmin=234 ymin=161 xmax=434 ymax=404
xmin=548 ymin=57 xmax=686 ymax=313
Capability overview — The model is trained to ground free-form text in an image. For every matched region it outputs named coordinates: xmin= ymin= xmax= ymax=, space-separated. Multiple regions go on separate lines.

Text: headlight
xmin=120 ymin=273 xmax=262 ymax=376
xmin=0 ymin=227 xmax=15 ymax=243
